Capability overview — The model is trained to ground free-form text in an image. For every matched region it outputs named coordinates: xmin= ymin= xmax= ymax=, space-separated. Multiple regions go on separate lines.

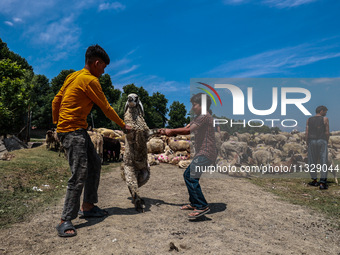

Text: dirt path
xmin=1 ymin=164 xmax=339 ymax=255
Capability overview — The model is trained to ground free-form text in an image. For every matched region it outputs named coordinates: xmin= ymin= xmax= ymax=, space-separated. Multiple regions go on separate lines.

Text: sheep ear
xmin=124 ymin=101 xmax=129 ymax=113
xmin=138 ymin=100 xmax=144 ymax=116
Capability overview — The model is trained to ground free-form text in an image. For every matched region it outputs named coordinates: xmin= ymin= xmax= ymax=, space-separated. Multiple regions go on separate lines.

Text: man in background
xmin=305 ymin=105 xmax=329 ymax=190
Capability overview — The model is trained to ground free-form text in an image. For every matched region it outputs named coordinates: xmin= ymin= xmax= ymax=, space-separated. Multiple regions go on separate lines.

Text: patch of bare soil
xmin=1 ymin=164 xmax=339 ymax=254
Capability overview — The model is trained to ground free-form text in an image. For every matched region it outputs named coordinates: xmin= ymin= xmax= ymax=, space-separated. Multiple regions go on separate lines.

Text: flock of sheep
xmin=46 ymin=128 xmax=340 ymax=184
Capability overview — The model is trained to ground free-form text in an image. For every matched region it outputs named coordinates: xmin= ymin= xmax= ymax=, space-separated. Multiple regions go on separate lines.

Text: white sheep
xmin=121 ymin=93 xmax=150 ymax=212
xmin=87 ymin=130 xmax=104 ymax=163
xmin=252 ymin=149 xmax=273 ymax=166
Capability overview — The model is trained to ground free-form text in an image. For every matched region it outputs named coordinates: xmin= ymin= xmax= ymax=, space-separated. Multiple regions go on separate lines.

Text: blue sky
xmin=1 ymin=0 xmax=340 ymax=129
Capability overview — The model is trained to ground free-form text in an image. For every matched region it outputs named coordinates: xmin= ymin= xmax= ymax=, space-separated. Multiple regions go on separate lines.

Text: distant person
xmin=159 ymin=93 xmax=217 ymax=219
xmin=52 ymin=45 xmax=131 ymax=237
xmin=305 ymin=105 xmax=329 ymax=190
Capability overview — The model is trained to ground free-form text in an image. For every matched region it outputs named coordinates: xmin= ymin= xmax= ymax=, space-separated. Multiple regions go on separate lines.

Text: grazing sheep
xmin=88 ymin=131 xmax=104 ymax=163
xmin=253 ymin=149 xmax=273 ymax=166
xmin=168 ymin=139 xmax=190 ymax=152
xmin=234 ymin=132 xmax=251 ymax=143
xmin=328 ymin=148 xmax=339 ymax=185
xmin=147 ymin=153 xmax=160 ymax=166
xmin=147 ymin=138 xmax=165 ymax=154
xmin=263 ymin=134 xmax=278 ymax=147
xmin=282 ymin=142 xmax=306 ymax=156
xmin=274 ymin=134 xmax=288 ymax=149
xmin=45 ymin=130 xmax=60 ymax=151
xmin=103 ymin=136 xmax=121 ymax=162
xmin=329 ymin=136 xmax=340 ymax=149
xmin=269 ymin=154 xmax=303 ymax=174
xmin=121 ymin=93 xmax=150 ymax=212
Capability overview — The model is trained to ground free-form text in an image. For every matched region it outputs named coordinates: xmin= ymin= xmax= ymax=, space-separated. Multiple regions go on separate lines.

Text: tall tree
xmin=149 ymin=92 xmax=168 ymax=128
xmin=168 ymin=101 xmax=188 ymax=128
xmin=30 ymin=75 xmax=53 ymax=129
xmin=50 ymin=69 xmax=75 ymax=95
xmin=88 ymin=74 xmax=121 ymax=129
xmin=0 ymin=38 xmax=33 ymax=73
xmin=100 ymin=74 xmax=121 ymax=103
xmin=0 ymin=59 xmax=33 ymax=136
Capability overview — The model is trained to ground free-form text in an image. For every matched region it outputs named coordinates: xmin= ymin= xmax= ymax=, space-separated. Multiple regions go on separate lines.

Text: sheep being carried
xmin=121 ymin=93 xmax=150 ymax=212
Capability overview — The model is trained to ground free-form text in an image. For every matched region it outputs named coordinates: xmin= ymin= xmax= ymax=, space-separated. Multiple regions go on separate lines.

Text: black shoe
xmin=308 ymin=180 xmax=319 ymax=186
xmin=319 ymin=183 xmax=328 ymax=190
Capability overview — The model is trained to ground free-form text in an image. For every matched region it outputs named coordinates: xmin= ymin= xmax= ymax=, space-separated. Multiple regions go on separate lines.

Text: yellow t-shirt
xmin=52 ymin=68 xmax=125 ymax=133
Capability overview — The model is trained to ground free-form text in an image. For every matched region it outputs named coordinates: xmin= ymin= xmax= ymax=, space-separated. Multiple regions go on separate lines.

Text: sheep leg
xmin=124 ymin=165 xmax=145 ymax=212
xmin=128 ymin=186 xmax=145 ymax=213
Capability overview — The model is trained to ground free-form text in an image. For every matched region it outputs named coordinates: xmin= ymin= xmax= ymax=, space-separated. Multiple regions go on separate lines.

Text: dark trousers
xmin=58 ymin=129 xmax=101 ymax=221
xmin=183 ymin=156 xmax=212 ymax=209
xmin=307 ymin=139 xmax=328 ymax=184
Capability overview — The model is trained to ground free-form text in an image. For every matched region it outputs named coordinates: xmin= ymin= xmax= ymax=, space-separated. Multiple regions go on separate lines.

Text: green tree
xmin=50 ymin=69 xmax=75 ymax=95
xmin=149 ymin=92 xmax=168 ymax=128
xmin=0 ymin=38 xmax=33 ymax=73
xmin=88 ymin=74 xmax=121 ymax=129
xmin=30 ymin=75 xmax=53 ymax=129
xmin=0 ymin=59 xmax=33 ymax=136
xmin=110 ymin=84 xmax=170 ymax=129
xmin=47 ymin=69 xmax=75 ymax=129
xmin=100 ymin=74 xmax=121 ymax=103
xmin=168 ymin=101 xmax=188 ymax=128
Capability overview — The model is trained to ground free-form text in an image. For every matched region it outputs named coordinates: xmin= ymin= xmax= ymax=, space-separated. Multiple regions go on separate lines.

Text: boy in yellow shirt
xmin=53 ymin=45 xmax=130 ymax=237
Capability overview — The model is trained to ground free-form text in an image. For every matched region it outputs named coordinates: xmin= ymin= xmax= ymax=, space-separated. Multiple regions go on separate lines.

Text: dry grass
xmin=0 ymin=146 xmax=119 ymax=228
xmin=249 ymin=167 xmax=340 ymax=228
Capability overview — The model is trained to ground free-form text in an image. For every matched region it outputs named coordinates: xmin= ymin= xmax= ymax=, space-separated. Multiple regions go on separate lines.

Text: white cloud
xmin=223 ymin=0 xmax=249 ymax=4
xmin=31 ymin=16 xmax=80 ymax=49
xmin=263 ymin=0 xmax=316 ymax=8
xmin=4 ymin=21 xmax=14 ymax=26
xmin=222 ymin=0 xmax=316 ymax=8
xmin=112 ymin=65 xmax=140 ymax=78
xmin=13 ymin=17 xmax=23 ymax=23
xmin=0 ymin=0 xmax=56 ymax=19
xmin=4 ymin=17 xmax=23 ymax=27
xmin=107 ymin=49 xmax=183 ymax=93
xmin=98 ymin=2 xmax=126 ymax=11
xmin=207 ymin=41 xmax=340 ymax=77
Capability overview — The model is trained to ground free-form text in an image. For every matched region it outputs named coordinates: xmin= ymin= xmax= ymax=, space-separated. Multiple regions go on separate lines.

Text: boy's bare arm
xmin=160 ymin=123 xmax=198 ymax=136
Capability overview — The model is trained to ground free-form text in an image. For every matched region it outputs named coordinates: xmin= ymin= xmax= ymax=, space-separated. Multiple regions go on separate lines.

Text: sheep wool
xmin=121 ymin=93 xmax=150 ymax=212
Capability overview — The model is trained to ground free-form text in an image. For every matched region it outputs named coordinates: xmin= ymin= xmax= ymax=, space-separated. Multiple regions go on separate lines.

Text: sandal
xmin=188 ymin=207 xmax=210 ymax=219
xmin=78 ymin=206 xmax=108 ymax=218
xmin=56 ymin=221 xmax=77 ymax=237
xmin=308 ymin=180 xmax=319 ymax=187
xmin=180 ymin=204 xmax=196 ymax=210
xmin=319 ymin=183 xmax=328 ymax=190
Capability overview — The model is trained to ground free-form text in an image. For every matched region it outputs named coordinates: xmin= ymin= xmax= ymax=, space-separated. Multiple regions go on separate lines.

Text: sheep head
xmin=124 ymin=93 xmax=144 ymax=116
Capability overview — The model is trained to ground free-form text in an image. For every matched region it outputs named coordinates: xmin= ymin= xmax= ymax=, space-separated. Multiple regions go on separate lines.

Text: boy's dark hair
xmin=190 ymin=93 xmax=212 ymax=110
xmin=316 ymin=105 xmax=328 ymax=113
xmin=85 ymin=44 xmax=110 ymax=65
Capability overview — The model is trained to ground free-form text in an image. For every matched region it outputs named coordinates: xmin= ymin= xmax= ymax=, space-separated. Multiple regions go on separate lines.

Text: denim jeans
xmin=58 ymin=129 xmax=101 ymax=221
xmin=307 ymin=139 xmax=328 ymax=183
xmin=183 ymin=155 xmax=212 ymax=209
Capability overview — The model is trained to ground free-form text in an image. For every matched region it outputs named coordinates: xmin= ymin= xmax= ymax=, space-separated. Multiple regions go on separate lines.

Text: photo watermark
xmin=189 ymin=78 xmax=340 ymax=180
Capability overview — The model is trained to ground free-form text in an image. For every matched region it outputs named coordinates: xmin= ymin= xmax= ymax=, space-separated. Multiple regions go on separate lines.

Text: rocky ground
xmin=0 ymin=164 xmax=339 ymax=255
